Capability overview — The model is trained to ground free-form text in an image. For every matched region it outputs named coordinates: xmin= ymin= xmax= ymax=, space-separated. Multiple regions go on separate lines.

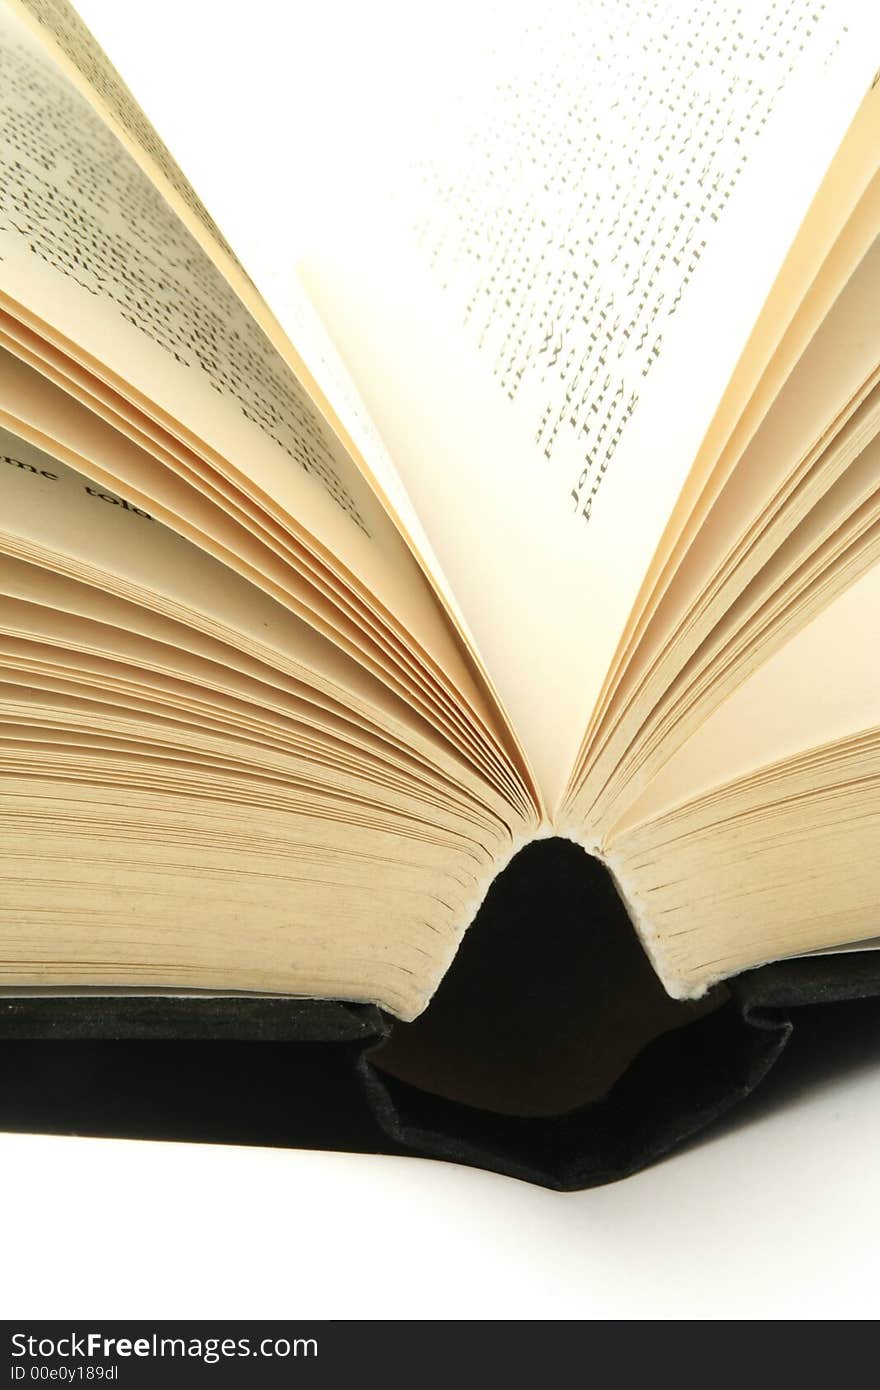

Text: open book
xmin=1 ymin=0 xmax=879 ymax=1043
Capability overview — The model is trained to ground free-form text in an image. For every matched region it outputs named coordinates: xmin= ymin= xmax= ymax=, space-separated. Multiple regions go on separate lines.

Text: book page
xmin=5 ymin=0 xmax=244 ymax=269
xmin=300 ymin=0 xmax=880 ymax=806
xmin=610 ymin=543 xmax=880 ymax=835
xmin=0 ymin=3 xmax=535 ymax=786
xmin=0 ymin=423 xmax=397 ymax=714
xmin=0 ymin=421 xmax=532 ymax=837
xmin=0 ymin=6 xmax=378 ymax=543
xmin=4 ymin=0 xmax=472 ymax=662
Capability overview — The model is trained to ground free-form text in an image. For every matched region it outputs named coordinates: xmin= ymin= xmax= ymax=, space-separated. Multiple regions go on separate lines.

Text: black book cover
xmin=2 ymin=840 xmax=878 ymax=1189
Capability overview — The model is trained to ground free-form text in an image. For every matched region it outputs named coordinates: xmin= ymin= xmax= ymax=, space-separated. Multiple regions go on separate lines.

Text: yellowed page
xmin=611 ymin=545 xmax=880 ymax=835
xmin=0 ymin=425 xmax=393 ymax=705
xmin=608 ymin=728 xmax=880 ymax=998
xmin=0 ymin=766 xmax=513 ymax=1015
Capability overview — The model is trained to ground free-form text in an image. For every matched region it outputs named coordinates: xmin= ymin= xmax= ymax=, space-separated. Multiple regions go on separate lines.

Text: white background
xmin=3 ymin=1028 xmax=880 ymax=1320
xmin=2 ymin=0 xmax=879 ymax=1321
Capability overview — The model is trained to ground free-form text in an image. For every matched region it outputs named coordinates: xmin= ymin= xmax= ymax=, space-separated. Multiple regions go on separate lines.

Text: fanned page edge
xmin=0 ymin=2 xmax=544 ymax=1023
xmin=1 ymin=0 xmax=878 ymax=1016
xmin=1 ymin=0 xmax=543 ymax=808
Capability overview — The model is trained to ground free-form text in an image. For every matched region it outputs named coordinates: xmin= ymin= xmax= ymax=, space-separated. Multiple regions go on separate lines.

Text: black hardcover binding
xmin=2 ymin=840 xmax=878 ymax=1189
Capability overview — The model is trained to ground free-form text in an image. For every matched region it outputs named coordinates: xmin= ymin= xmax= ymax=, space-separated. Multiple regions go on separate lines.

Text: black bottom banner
xmin=0 ymin=1319 xmax=869 ymax=1384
